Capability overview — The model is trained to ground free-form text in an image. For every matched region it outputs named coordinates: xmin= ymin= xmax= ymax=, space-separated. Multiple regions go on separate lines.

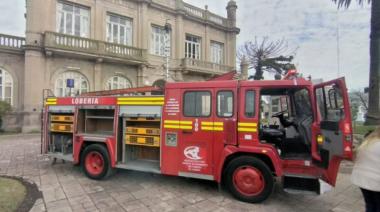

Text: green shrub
xmin=0 ymin=101 xmax=11 ymax=128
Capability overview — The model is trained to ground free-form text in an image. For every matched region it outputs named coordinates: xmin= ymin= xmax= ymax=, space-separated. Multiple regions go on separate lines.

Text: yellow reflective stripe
xmin=45 ymin=98 xmax=57 ymax=105
xmin=164 ymin=120 xmax=193 ymax=130
xmin=201 ymin=122 xmax=223 ymax=126
xmin=164 ymin=120 xmax=180 ymax=124
xmin=164 ymin=125 xmax=181 ymax=129
xmin=201 ymin=126 xmax=214 ymax=131
xmin=180 ymin=125 xmax=193 ymax=130
xmin=213 ymin=122 xmax=224 ymax=126
xmin=118 ymin=97 xmax=164 ymax=101
xmin=180 ymin=121 xmax=193 ymax=125
xmin=201 ymin=122 xmax=214 ymax=126
xmin=238 ymin=127 xmax=258 ymax=132
xmin=238 ymin=122 xmax=258 ymax=127
xmin=213 ymin=127 xmax=224 ymax=131
xmin=201 ymin=122 xmax=224 ymax=131
xmin=117 ymin=102 xmax=164 ymax=105
xmin=201 ymin=126 xmax=224 ymax=131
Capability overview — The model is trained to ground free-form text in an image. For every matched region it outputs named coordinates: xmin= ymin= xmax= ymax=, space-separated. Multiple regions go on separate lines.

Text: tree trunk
xmin=366 ymin=0 xmax=380 ymax=125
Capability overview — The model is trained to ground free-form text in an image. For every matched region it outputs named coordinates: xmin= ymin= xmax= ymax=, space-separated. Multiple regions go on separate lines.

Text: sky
xmin=0 ymin=0 xmax=371 ymax=90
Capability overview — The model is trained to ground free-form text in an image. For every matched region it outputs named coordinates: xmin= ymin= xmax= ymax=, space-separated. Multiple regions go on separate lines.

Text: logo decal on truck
xmin=182 ymin=146 xmax=208 ymax=172
xmin=184 ymin=146 xmax=202 ymax=160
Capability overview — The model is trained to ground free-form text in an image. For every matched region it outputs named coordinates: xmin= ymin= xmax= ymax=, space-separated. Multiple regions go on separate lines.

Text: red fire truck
xmin=42 ymin=76 xmax=353 ymax=203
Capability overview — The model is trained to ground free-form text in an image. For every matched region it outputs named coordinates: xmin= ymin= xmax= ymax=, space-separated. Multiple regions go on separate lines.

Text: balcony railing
xmin=180 ymin=58 xmax=234 ymax=75
xmin=0 ymin=34 xmax=25 ymax=50
xmin=44 ymin=32 xmax=146 ymax=62
xmin=183 ymin=3 xmax=204 ymax=18
xmin=183 ymin=3 xmax=228 ymax=27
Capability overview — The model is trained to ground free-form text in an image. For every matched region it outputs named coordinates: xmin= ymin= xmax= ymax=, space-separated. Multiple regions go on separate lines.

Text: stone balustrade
xmin=44 ymin=31 xmax=146 ymax=62
xmin=0 ymin=34 xmax=25 ymax=50
xmin=183 ymin=3 xmax=229 ymax=27
xmin=180 ymin=58 xmax=234 ymax=75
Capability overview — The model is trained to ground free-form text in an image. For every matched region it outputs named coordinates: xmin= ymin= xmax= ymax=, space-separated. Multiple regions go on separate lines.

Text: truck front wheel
xmin=81 ymin=144 xmax=112 ymax=180
xmin=225 ymin=156 xmax=274 ymax=203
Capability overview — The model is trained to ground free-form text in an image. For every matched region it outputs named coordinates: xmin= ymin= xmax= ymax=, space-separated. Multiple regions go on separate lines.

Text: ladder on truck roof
xmin=80 ymin=86 xmax=163 ymax=97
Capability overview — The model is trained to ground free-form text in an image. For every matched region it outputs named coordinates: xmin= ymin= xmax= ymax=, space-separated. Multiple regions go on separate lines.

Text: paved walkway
xmin=0 ymin=134 xmax=364 ymax=212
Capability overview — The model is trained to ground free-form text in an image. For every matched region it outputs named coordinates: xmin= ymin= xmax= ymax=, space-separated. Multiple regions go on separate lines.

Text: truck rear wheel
xmin=225 ymin=156 xmax=274 ymax=203
xmin=81 ymin=144 xmax=112 ymax=180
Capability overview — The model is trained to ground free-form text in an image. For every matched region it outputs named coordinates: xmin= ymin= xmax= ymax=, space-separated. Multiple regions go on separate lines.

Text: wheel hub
xmin=85 ymin=151 xmax=104 ymax=175
xmin=233 ymin=166 xmax=265 ymax=196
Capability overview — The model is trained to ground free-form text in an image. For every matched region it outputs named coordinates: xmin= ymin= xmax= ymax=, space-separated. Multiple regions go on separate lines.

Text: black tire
xmin=81 ymin=144 xmax=113 ymax=180
xmin=225 ymin=156 xmax=274 ymax=203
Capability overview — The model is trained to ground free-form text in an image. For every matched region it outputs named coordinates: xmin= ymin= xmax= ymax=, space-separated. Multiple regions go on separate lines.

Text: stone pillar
xmin=137 ymin=2 xmax=149 ymax=49
xmin=94 ymin=59 xmax=103 ymax=91
xmin=240 ymin=56 xmax=249 ymax=80
xmin=226 ymin=0 xmax=237 ymax=28
xmin=175 ymin=13 xmax=184 ymax=59
xmin=23 ymin=0 xmax=52 ymax=132
xmin=226 ymin=0 xmax=238 ymax=67
xmin=137 ymin=65 xmax=147 ymax=87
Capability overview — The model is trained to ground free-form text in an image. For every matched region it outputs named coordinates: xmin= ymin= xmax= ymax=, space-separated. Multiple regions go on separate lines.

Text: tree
xmin=238 ymin=37 xmax=297 ymax=80
xmin=333 ymin=0 xmax=380 ymax=125
xmin=349 ymin=89 xmax=369 ymax=121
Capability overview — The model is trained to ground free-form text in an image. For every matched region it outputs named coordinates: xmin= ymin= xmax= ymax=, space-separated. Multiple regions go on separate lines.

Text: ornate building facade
xmin=0 ymin=0 xmax=239 ymax=132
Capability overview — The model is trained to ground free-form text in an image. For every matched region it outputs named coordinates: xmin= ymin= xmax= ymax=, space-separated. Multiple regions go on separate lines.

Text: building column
xmin=204 ymin=25 xmax=210 ymax=62
xmin=22 ymin=0 xmax=52 ymax=132
xmin=137 ymin=65 xmax=147 ymax=87
xmin=94 ymin=59 xmax=103 ymax=91
xmin=175 ymin=13 xmax=184 ymax=59
xmin=226 ymin=0 xmax=238 ymax=68
xmin=137 ymin=2 xmax=149 ymax=49
xmin=22 ymin=50 xmax=46 ymax=132
xmin=240 ymin=56 xmax=249 ymax=80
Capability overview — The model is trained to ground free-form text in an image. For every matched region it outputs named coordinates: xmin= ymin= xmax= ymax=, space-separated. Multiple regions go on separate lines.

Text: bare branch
xmin=238 ymin=37 xmax=297 ymax=80
xmin=332 ymin=0 xmax=370 ymax=8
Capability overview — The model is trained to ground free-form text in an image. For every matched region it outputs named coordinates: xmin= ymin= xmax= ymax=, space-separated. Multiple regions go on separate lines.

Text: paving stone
xmin=0 ymin=134 xmax=366 ymax=212
xmin=46 ymin=199 xmax=72 ymax=212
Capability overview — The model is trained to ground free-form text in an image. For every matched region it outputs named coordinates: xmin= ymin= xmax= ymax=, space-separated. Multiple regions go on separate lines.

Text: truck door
xmin=179 ymin=89 xmax=214 ymax=179
xmin=312 ymin=77 xmax=353 ymax=185
xmin=213 ymin=88 xmax=237 ymax=177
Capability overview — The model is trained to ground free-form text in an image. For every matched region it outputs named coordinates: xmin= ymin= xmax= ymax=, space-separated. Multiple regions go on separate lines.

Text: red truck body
xmin=42 ymin=77 xmax=353 ymax=203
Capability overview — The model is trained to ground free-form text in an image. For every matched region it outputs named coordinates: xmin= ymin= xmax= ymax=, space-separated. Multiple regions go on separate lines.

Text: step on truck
xmin=41 ymin=76 xmax=353 ymax=203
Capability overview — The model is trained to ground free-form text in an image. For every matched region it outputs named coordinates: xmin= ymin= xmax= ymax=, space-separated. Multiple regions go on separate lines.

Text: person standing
xmin=351 ymin=127 xmax=380 ymax=212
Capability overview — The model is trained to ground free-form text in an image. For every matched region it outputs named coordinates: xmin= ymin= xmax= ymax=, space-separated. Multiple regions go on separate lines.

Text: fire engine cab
xmin=42 ymin=76 xmax=353 ymax=203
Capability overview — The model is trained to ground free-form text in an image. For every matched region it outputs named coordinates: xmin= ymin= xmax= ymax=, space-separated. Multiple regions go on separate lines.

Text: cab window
xmin=316 ymin=85 xmax=345 ymax=121
xmin=217 ymin=91 xmax=233 ymax=117
xmin=184 ymin=91 xmax=211 ymax=117
xmin=245 ymin=90 xmax=256 ymax=117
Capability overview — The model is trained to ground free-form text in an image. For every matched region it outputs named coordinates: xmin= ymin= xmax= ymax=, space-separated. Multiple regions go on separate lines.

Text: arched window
xmin=0 ymin=69 xmax=13 ymax=105
xmin=152 ymin=79 xmax=166 ymax=95
xmin=105 ymin=76 xmax=132 ymax=90
xmin=55 ymin=71 xmax=89 ymax=97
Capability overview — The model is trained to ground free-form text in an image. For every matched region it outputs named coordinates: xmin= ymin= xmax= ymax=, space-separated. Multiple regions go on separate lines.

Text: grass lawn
xmin=0 ymin=177 xmax=26 ymax=212
xmin=352 ymin=123 xmax=377 ymax=136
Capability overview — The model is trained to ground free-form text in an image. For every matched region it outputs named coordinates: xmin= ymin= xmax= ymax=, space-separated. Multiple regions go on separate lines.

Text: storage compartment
xmin=48 ymin=113 xmax=74 ymax=156
xmin=77 ymin=109 xmax=115 ymax=135
xmin=119 ymin=106 xmax=162 ymax=173
xmin=125 ymin=117 xmax=161 ymax=148
xmin=126 ymin=134 xmax=160 ymax=147
xmin=121 ymin=145 xmax=160 ymax=173
xmin=125 ymin=145 xmax=160 ymax=161
xmin=49 ymin=133 xmax=73 ymax=154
